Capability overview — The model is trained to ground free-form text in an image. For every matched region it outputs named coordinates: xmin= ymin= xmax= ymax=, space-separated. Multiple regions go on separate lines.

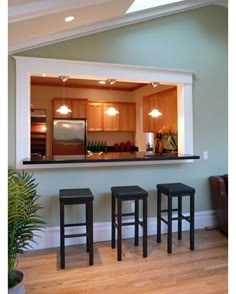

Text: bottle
xmin=104 ymin=141 xmax=108 ymax=152
xmin=158 ymin=134 xmax=163 ymax=153
xmin=94 ymin=141 xmax=98 ymax=152
xmin=97 ymin=141 xmax=101 ymax=152
xmin=87 ymin=141 xmax=91 ymax=151
xmin=91 ymin=141 xmax=94 ymax=151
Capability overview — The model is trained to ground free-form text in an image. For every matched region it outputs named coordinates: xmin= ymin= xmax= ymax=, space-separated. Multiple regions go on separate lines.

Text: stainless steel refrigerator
xmin=53 ymin=118 xmax=87 ymax=156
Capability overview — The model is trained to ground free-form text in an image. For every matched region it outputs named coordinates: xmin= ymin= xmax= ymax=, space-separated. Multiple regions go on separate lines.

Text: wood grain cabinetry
xmin=143 ymin=87 xmax=177 ymax=132
xmin=71 ymin=99 xmax=88 ymax=118
xmin=53 ymin=98 xmax=72 ymax=118
xmin=53 ymin=98 xmax=136 ymax=132
xmin=103 ymin=103 xmax=120 ymax=131
xmin=53 ymin=98 xmax=88 ymax=119
xmin=119 ymin=102 xmax=136 ymax=131
xmin=88 ymin=102 xmax=136 ymax=132
xmin=87 ymin=102 xmax=103 ymax=131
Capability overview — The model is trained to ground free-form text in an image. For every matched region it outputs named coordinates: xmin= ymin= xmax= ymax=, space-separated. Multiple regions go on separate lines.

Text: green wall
xmin=8 ymin=5 xmax=228 ymax=226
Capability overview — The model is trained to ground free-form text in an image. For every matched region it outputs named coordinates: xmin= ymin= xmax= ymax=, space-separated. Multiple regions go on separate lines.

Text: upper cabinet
xmin=88 ymin=102 xmax=136 ymax=132
xmin=119 ymin=102 xmax=136 ymax=131
xmin=53 ymin=98 xmax=72 ymax=118
xmin=143 ymin=87 xmax=177 ymax=132
xmin=103 ymin=103 xmax=120 ymax=131
xmin=87 ymin=102 xmax=103 ymax=131
xmin=71 ymin=99 xmax=88 ymax=118
xmin=53 ymin=98 xmax=88 ymax=119
xmin=53 ymin=98 xmax=136 ymax=132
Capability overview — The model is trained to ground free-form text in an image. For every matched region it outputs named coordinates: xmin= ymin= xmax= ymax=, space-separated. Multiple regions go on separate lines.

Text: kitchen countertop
xmin=23 ymin=152 xmax=200 ymax=165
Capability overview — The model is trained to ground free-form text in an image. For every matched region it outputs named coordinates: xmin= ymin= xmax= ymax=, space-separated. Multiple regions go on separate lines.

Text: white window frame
xmin=14 ymin=56 xmax=193 ymax=169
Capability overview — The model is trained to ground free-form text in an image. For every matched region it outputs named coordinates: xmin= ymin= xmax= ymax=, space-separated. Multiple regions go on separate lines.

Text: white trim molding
xmin=29 ymin=210 xmax=217 ymax=250
xmin=14 ymin=56 xmax=194 ymax=169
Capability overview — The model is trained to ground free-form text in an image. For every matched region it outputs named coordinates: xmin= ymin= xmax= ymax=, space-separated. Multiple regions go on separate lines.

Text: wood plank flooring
xmin=18 ymin=229 xmax=228 ymax=294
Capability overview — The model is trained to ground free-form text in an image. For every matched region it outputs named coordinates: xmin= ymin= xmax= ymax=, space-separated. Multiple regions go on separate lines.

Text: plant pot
xmin=8 ymin=270 xmax=25 ymax=294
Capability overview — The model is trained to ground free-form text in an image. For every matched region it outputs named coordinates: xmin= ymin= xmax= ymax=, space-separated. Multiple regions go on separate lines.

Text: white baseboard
xmin=29 ymin=210 xmax=216 ymax=250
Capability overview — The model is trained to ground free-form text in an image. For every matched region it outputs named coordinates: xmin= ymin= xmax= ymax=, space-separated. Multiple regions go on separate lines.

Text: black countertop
xmin=23 ymin=151 xmax=200 ymax=165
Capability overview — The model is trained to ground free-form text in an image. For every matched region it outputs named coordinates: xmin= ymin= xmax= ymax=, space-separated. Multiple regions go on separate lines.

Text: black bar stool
xmin=59 ymin=188 xmax=94 ymax=268
xmin=111 ymin=185 xmax=148 ymax=261
xmin=156 ymin=183 xmax=195 ymax=253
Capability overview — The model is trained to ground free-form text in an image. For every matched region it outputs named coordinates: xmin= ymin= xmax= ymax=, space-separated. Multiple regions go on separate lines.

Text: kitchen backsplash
xmin=87 ymin=131 xmax=135 ymax=147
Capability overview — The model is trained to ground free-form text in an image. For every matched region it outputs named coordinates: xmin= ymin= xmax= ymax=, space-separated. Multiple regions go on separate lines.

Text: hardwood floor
xmin=18 ymin=229 xmax=228 ymax=294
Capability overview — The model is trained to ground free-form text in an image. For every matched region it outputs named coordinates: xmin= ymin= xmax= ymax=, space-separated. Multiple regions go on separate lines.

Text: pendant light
xmin=148 ymin=81 xmax=162 ymax=118
xmin=105 ymin=79 xmax=119 ymax=116
xmin=56 ymin=75 xmax=72 ymax=115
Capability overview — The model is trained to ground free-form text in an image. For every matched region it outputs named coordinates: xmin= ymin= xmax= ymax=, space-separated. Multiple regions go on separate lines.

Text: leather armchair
xmin=209 ymin=174 xmax=228 ymax=235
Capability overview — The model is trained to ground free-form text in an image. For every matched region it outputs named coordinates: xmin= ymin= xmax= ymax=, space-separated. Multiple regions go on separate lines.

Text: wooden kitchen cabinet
xmin=53 ymin=98 xmax=72 ymax=118
xmin=87 ymin=102 xmax=103 ymax=131
xmin=143 ymin=87 xmax=177 ymax=132
xmin=103 ymin=103 xmax=120 ymax=131
xmin=71 ymin=98 xmax=88 ymax=118
xmin=53 ymin=98 xmax=88 ymax=119
xmin=119 ymin=102 xmax=136 ymax=131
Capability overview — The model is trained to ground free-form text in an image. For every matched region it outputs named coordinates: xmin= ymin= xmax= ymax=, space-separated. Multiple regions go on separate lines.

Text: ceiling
xmin=31 ymin=75 xmax=176 ymax=92
xmin=31 ymin=75 xmax=146 ymax=91
xmin=9 ymin=0 xmax=227 ymax=54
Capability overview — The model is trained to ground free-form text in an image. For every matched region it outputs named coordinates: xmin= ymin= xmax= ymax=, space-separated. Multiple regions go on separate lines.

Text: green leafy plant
xmin=8 ymin=169 xmax=46 ymax=288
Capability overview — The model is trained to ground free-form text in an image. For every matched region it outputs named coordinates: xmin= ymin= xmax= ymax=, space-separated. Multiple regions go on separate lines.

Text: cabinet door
xmin=87 ymin=102 xmax=103 ymax=131
xmin=71 ymin=99 xmax=88 ymax=118
xmin=103 ymin=103 xmax=120 ymax=131
xmin=119 ymin=103 xmax=136 ymax=131
xmin=143 ymin=87 xmax=177 ymax=132
xmin=53 ymin=98 xmax=72 ymax=118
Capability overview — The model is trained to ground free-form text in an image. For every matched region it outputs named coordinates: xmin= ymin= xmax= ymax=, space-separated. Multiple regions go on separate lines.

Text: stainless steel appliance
xmin=53 ymin=118 xmax=87 ymax=156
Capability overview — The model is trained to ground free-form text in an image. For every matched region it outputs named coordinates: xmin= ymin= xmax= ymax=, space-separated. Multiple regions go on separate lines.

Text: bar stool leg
xmin=157 ymin=190 xmax=161 ymax=243
xmin=143 ymin=197 xmax=148 ymax=258
xmin=178 ymin=196 xmax=182 ymax=240
xmin=111 ymin=193 xmax=116 ymax=249
xmin=167 ymin=195 xmax=172 ymax=254
xmin=86 ymin=202 xmax=89 ymax=252
xmin=60 ymin=202 xmax=65 ymax=269
xmin=190 ymin=193 xmax=195 ymax=250
xmin=88 ymin=200 xmax=94 ymax=265
xmin=117 ymin=199 xmax=122 ymax=261
xmin=135 ymin=199 xmax=139 ymax=246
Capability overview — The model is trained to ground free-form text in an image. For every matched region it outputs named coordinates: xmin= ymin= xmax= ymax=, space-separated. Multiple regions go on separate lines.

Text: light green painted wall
xmin=8 ymin=5 xmax=228 ymax=226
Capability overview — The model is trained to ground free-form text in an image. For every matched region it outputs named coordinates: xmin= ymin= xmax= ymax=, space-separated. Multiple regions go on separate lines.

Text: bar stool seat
xmin=111 ymin=185 xmax=148 ymax=261
xmin=156 ymin=183 xmax=195 ymax=253
xmin=59 ymin=188 xmax=94 ymax=268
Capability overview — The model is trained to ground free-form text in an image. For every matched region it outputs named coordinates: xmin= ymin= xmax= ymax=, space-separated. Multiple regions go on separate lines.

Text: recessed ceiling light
xmin=99 ymin=80 xmax=106 ymax=84
xmin=65 ymin=16 xmax=75 ymax=22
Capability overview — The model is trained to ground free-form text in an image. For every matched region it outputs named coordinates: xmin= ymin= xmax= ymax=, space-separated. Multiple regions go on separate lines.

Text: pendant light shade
xmin=149 ymin=108 xmax=162 ymax=117
xmin=105 ymin=106 xmax=119 ymax=116
xmin=149 ymin=81 xmax=162 ymax=118
xmin=56 ymin=104 xmax=72 ymax=114
xmin=105 ymin=79 xmax=119 ymax=116
xmin=56 ymin=75 xmax=72 ymax=115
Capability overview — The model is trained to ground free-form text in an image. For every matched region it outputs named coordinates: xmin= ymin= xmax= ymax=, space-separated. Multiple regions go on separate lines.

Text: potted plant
xmin=8 ymin=169 xmax=45 ymax=293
